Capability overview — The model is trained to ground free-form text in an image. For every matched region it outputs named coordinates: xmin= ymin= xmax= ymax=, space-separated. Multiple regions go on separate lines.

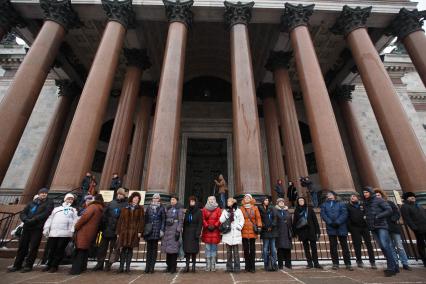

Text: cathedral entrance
xmin=183 ymin=138 xmax=228 ymax=207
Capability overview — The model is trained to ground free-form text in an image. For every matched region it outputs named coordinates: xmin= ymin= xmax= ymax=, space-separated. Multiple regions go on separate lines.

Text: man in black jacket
xmin=8 ymin=188 xmax=54 ymax=273
xmin=110 ymin=173 xmax=122 ymax=199
xmin=346 ymin=193 xmax=376 ymax=269
xmin=93 ymin=187 xmax=127 ymax=271
xmin=401 ymin=192 xmax=426 ymax=267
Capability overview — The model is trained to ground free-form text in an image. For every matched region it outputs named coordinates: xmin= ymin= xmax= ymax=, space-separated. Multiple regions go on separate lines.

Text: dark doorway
xmin=184 ymin=138 xmax=228 ymax=207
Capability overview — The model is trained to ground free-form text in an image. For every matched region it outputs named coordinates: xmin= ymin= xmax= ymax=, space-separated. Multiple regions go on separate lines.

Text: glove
xmin=175 ymin=232 xmax=180 ymax=241
xmin=160 ymin=230 xmax=164 ymax=238
xmin=208 ymin=225 xmax=215 ymax=232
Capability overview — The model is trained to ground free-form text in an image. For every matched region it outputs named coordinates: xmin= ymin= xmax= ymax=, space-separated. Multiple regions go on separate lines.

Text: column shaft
xmin=144 ymin=22 xmax=187 ymax=195
xmin=263 ymin=96 xmax=286 ymax=201
xmin=347 ymin=28 xmax=426 ymax=192
xmin=99 ymin=65 xmax=142 ymax=189
xmin=0 ymin=21 xmax=65 ymax=184
xmin=403 ymin=30 xmax=426 ymax=88
xmin=291 ymin=25 xmax=355 ymax=192
xmin=125 ymin=96 xmax=153 ymax=190
xmin=51 ymin=21 xmax=126 ymax=191
xmin=230 ymin=24 xmax=265 ymax=196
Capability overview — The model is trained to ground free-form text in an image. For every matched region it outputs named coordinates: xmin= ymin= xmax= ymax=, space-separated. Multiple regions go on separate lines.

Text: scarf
xmin=150 ymin=199 xmax=160 ymax=210
xmin=226 ymin=206 xmax=235 ymax=222
xmin=205 ymin=197 xmax=218 ymax=211
xmin=242 ymin=199 xmax=253 ymax=209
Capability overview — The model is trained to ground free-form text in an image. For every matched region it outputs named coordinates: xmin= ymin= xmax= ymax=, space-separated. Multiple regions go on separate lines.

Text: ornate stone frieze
xmin=102 ymin=0 xmax=135 ymax=29
xmin=0 ymin=0 xmax=26 ymax=31
xmin=224 ymin=1 xmax=254 ymax=28
xmin=331 ymin=85 xmax=355 ymax=102
xmin=330 ymin=5 xmax=372 ymax=37
xmin=40 ymin=0 xmax=80 ymax=30
xmin=280 ymin=3 xmax=315 ymax=33
xmin=124 ymin=48 xmax=152 ymax=70
xmin=163 ymin=0 xmax=194 ymax=29
xmin=386 ymin=8 xmax=426 ymax=40
xmin=265 ymin=50 xmax=292 ymax=72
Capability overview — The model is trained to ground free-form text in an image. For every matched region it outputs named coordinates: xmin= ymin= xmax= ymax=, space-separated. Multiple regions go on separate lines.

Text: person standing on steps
xmin=259 ymin=196 xmax=278 ymax=271
xmin=109 ymin=173 xmax=122 ymax=199
xmin=214 ymin=174 xmax=228 ymax=209
xmin=275 ymin=198 xmax=293 ymax=269
xmin=202 ymin=196 xmax=222 ymax=272
xmin=183 ymin=196 xmax=203 ymax=273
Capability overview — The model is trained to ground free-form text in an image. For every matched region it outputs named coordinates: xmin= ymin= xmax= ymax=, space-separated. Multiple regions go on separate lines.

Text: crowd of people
xmin=5 ymin=173 xmax=426 ymax=278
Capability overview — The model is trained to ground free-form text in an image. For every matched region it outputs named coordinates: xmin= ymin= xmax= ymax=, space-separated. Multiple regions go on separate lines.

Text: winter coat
xmin=81 ymin=176 xmax=91 ymax=194
xmin=116 ymin=204 xmax=144 ymax=248
xmin=275 ymin=206 xmax=293 ymax=249
xmin=144 ymin=204 xmax=166 ymax=240
xmin=161 ymin=203 xmax=184 ymax=254
xmin=363 ymin=193 xmax=392 ymax=231
xmin=20 ymin=197 xmax=54 ymax=230
xmin=387 ymin=201 xmax=402 ymax=234
xmin=101 ymin=198 xmax=128 ymax=238
xmin=259 ymin=205 xmax=278 ymax=239
xmin=219 ymin=204 xmax=244 ymax=246
xmin=110 ymin=177 xmax=122 ymax=191
xmin=43 ymin=203 xmax=78 ymax=238
xmin=274 ymin=184 xmax=285 ymax=199
xmin=287 ymin=185 xmax=297 ymax=201
xmin=74 ymin=201 xmax=104 ymax=250
xmin=346 ymin=202 xmax=367 ymax=231
xmin=401 ymin=202 xmax=426 ymax=234
xmin=240 ymin=203 xmax=262 ymax=239
xmin=215 ymin=179 xmax=228 ymax=194
xmin=183 ymin=206 xmax=203 ymax=253
xmin=201 ymin=207 xmax=222 ymax=244
xmin=293 ymin=206 xmax=320 ymax=242
xmin=320 ymin=200 xmax=348 ymax=236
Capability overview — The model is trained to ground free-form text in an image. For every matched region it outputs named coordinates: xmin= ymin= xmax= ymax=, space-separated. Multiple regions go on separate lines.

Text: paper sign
xmin=99 ymin=190 xmax=114 ymax=202
xmin=129 ymin=191 xmax=146 ymax=204
xmin=393 ymin=190 xmax=403 ymax=205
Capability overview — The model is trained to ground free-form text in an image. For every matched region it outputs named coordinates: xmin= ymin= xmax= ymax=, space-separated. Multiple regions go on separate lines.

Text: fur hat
xmin=116 ymin=187 xmax=126 ymax=197
xmin=276 ymin=198 xmax=286 ymax=204
xmin=152 ymin=193 xmax=161 ymax=200
xmin=402 ymin=192 xmax=416 ymax=200
xmin=64 ymin=193 xmax=75 ymax=202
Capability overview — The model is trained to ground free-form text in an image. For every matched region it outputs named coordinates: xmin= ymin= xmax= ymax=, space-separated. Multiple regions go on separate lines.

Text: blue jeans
xmin=205 ymin=244 xmax=218 ymax=258
xmin=390 ymin=233 xmax=408 ymax=266
xmin=262 ymin=238 xmax=277 ymax=269
xmin=373 ymin=229 xmax=397 ymax=272
xmin=310 ymin=191 xmax=318 ymax=208
xmin=220 ymin=193 xmax=226 ymax=209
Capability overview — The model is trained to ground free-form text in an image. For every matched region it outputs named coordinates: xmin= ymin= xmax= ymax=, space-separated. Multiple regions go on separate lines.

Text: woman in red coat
xmin=202 ymin=196 xmax=222 ymax=272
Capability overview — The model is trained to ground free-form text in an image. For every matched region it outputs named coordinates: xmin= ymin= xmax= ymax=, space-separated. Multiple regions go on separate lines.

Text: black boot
xmin=118 ymin=250 xmax=126 ymax=273
xmin=93 ymin=261 xmax=104 ymax=271
xmin=125 ymin=249 xmax=133 ymax=273
xmin=192 ymin=260 xmax=196 ymax=273
xmin=184 ymin=258 xmax=190 ymax=273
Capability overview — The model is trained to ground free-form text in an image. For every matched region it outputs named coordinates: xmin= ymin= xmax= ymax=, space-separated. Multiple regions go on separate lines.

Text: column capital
xmin=124 ymin=48 xmax=152 ymax=70
xmin=330 ymin=5 xmax=372 ymax=37
xmin=224 ymin=1 xmax=254 ymax=28
xmin=386 ymin=8 xmax=425 ymax=40
xmin=40 ymin=0 xmax=80 ymax=31
xmin=331 ymin=85 xmax=354 ymax=102
xmin=265 ymin=50 xmax=292 ymax=72
xmin=55 ymin=79 xmax=80 ymax=98
xmin=0 ymin=0 xmax=26 ymax=31
xmin=163 ymin=0 xmax=194 ymax=29
xmin=102 ymin=0 xmax=135 ymax=29
xmin=257 ymin=83 xmax=276 ymax=100
xmin=280 ymin=3 xmax=315 ymax=33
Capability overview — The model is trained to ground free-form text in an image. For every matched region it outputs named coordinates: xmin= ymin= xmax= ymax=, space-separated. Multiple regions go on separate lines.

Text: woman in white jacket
xmin=220 ymin=198 xmax=245 ymax=273
xmin=42 ymin=193 xmax=78 ymax=273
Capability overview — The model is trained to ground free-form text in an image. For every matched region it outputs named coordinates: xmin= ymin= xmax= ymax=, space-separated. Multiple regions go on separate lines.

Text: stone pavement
xmin=0 ymin=259 xmax=425 ymax=284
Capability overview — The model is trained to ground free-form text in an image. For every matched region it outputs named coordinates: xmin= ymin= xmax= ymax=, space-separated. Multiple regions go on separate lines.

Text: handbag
xmin=295 ymin=216 xmax=308 ymax=229
xmin=65 ymin=239 xmax=76 ymax=257
xmin=219 ymin=215 xmax=232 ymax=234
xmin=143 ymin=223 xmax=153 ymax=237
xmin=11 ymin=223 xmax=23 ymax=238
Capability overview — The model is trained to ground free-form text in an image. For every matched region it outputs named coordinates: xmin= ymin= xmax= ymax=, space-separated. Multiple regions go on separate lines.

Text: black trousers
xmin=414 ymin=231 xmax=426 ymax=263
xmin=226 ymin=244 xmax=240 ymax=272
xmin=302 ymin=240 xmax=319 ymax=265
xmin=185 ymin=253 xmax=196 ymax=264
xmin=277 ymin=248 xmax=291 ymax=268
xmin=46 ymin=237 xmax=70 ymax=268
xmin=350 ymin=227 xmax=376 ymax=264
xmin=70 ymin=249 xmax=88 ymax=275
xmin=96 ymin=236 xmax=117 ymax=263
xmin=13 ymin=227 xmax=43 ymax=269
xmin=146 ymin=240 xmax=159 ymax=272
xmin=120 ymin=247 xmax=133 ymax=271
xmin=242 ymin=238 xmax=256 ymax=272
xmin=166 ymin=253 xmax=178 ymax=272
xmin=329 ymin=235 xmax=351 ymax=266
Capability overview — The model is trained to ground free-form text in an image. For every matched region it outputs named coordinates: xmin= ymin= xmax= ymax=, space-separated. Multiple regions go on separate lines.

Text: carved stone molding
xmin=0 ymin=0 xmax=26 ymax=31
xmin=55 ymin=79 xmax=81 ymax=98
xmin=102 ymin=0 xmax=135 ymax=29
xmin=330 ymin=5 xmax=372 ymax=37
xmin=224 ymin=1 xmax=255 ymax=28
xmin=163 ymin=0 xmax=194 ymax=29
xmin=124 ymin=48 xmax=152 ymax=70
xmin=280 ymin=3 xmax=315 ymax=33
xmin=40 ymin=0 xmax=80 ymax=30
xmin=386 ymin=8 xmax=426 ymax=40
xmin=331 ymin=85 xmax=355 ymax=102
xmin=265 ymin=50 xmax=292 ymax=72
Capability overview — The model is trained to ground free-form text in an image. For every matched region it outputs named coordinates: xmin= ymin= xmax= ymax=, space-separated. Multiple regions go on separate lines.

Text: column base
xmin=415 ymin=191 xmax=426 ymax=205
xmin=144 ymin=192 xmax=172 ymax=205
xmin=234 ymin=193 xmax=269 ymax=205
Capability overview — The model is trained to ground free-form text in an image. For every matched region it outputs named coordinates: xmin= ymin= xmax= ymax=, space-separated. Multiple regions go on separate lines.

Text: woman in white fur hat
xmin=42 ymin=193 xmax=78 ymax=273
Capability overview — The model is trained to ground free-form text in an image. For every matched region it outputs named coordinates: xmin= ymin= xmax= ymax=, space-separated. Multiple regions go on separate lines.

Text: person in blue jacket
xmin=320 ymin=191 xmax=352 ymax=271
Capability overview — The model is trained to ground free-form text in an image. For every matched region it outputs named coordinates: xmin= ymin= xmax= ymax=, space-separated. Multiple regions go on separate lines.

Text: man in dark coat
xmin=274 ymin=179 xmax=285 ymax=199
xmin=259 ymin=196 xmax=278 ymax=271
xmin=183 ymin=196 xmax=202 ymax=273
xmin=8 ymin=188 xmax=54 ymax=273
xmin=320 ymin=191 xmax=352 ymax=270
xmin=300 ymin=176 xmax=319 ymax=208
xmin=275 ymin=198 xmax=293 ymax=269
xmin=93 ymin=188 xmax=127 ymax=271
xmin=362 ymin=186 xmax=397 ymax=277
xmin=401 ymin=192 xmax=426 ymax=267
xmin=109 ymin=173 xmax=122 ymax=199
xmin=346 ymin=193 xmax=376 ymax=269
